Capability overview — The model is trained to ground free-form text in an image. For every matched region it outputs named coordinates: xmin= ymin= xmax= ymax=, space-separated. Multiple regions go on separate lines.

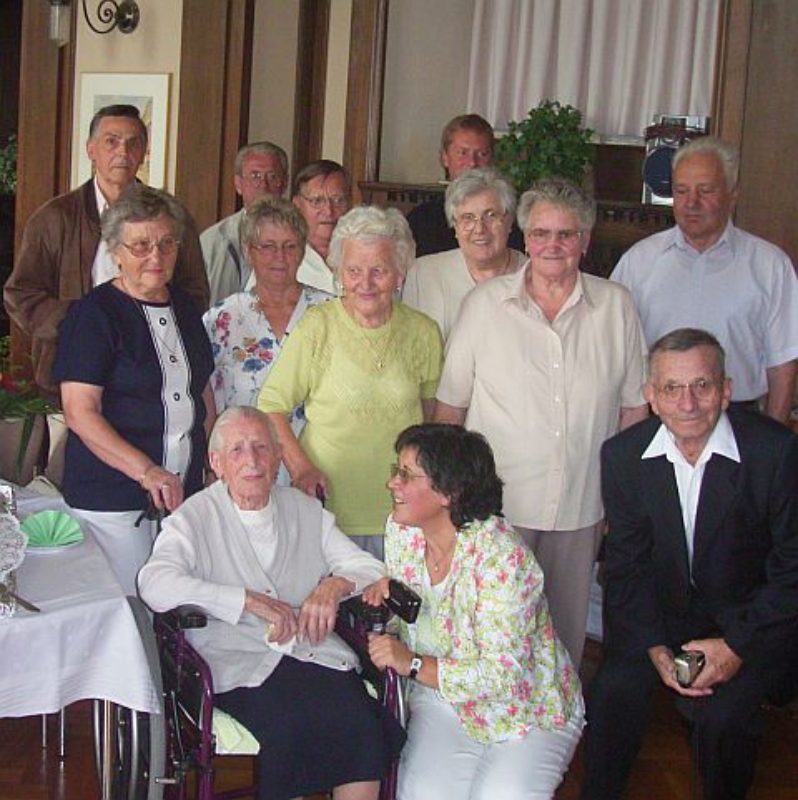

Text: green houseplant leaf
xmin=494 ymin=100 xmax=594 ymax=194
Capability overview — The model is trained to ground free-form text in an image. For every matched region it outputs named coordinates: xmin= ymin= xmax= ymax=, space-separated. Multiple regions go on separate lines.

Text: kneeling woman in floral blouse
xmin=365 ymin=424 xmax=584 ymax=800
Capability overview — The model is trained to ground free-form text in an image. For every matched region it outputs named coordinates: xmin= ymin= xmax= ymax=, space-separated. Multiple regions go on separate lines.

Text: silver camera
xmin=674 ymin=650 xmax=706 ymax=688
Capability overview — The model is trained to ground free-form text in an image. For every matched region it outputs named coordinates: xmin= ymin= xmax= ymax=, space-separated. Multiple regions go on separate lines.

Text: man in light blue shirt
xmin=612 ymin=136 xmax=797 ymax=425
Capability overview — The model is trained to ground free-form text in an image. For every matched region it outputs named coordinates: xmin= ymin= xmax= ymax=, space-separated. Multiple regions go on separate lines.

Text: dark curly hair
xmin=395 ymin=423 xmax=503 ymax=529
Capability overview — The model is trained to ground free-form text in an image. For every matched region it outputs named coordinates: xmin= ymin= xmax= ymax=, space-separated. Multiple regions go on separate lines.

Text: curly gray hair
xmin=517 ymin=178 xmax=596 ymax=233
xmin=444 ymin=168 xmax=517 ymax=228
xmin=101 ymin=184 xmax=186 ymax=251
xmin=240 ymin=197 xmax=308 ymax=251
xmin=327 ymin=205 xmax=416 ymax=277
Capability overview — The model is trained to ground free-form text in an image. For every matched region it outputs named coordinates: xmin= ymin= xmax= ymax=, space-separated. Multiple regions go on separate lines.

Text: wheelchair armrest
xmin=162 ymin=605 xmax=208 ymax=630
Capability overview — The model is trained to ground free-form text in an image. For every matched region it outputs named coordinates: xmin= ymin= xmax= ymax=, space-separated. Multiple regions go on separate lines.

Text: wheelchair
xmin=118 ymin=594 xmax=405 ymax=800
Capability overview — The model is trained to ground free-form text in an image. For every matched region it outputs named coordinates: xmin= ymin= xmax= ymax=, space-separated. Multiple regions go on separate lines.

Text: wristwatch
xmin=408 ymin=654 xmax=423 ymax=680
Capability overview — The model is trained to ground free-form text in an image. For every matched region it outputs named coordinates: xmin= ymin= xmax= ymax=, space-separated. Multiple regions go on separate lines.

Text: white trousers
xmin=398 ymin=684 xmax=584 ymax=800
xmin=70 ymin=508 xmax=158 ymax=596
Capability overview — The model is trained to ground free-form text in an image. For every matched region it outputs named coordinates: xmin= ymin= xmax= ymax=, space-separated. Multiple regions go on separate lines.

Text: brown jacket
xmin=3 ymin=180 xmax=210 ymax=395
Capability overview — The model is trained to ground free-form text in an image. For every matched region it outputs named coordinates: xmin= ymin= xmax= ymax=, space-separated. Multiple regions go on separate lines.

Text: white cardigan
xmin=138 ymin=481 xmax=386 ymax=693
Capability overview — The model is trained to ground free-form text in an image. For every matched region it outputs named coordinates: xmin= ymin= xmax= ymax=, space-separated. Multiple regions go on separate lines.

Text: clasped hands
xmin=648 ymin=637 xmax=743 ymax=697
xmin=244 ymin=575 xmax=354 ymax=645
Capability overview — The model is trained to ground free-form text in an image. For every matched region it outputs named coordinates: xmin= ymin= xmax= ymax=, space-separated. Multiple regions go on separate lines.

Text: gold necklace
xmin=426 ymin=539 xmax=456 ymax=573
xmin=356 ymin=322 xmax=393 ymax=370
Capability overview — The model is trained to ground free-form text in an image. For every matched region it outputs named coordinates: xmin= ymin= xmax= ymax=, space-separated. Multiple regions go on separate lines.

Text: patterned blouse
xmin=203 ymin=285 xmax=331 ymax=414
xmin=385 ymin=513 xmax=583 ymax=743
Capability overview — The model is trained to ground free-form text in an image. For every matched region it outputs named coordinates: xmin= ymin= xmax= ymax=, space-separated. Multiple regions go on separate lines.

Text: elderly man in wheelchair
xmin=138 ymin=406 xmax=405 ymax=800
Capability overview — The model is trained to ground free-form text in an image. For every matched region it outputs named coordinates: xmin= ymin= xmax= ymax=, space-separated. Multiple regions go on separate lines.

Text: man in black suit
xmin=581 ymin=328 xmax=798 ymax=800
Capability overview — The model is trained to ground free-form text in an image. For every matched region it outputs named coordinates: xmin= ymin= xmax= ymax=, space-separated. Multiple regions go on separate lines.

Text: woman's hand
xmin=368 ymin=633 xmax=414 ymax=676
xmin=245 ymin=589 xmax=298 ymax=645
xmin=291 ymin=463 xmax=329 ymax=499
xmin=297 ymin=576 xmax=354 ymax=645
xmin=362 ymin=577 xmax=391 ymax=607
xmin=139 ymin=464 xmax=184 ymax=512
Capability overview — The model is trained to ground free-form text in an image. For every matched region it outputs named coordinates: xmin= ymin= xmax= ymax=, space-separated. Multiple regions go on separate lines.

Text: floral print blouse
xmin=203 ymin=286 xmax=332 ymax=414
xmin=385 ymin=513 xmax=583 ymax=743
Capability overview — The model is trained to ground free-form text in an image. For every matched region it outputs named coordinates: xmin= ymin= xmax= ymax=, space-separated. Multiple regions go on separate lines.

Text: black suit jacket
xmin=601 ymin=410 xmax=798 ymax=662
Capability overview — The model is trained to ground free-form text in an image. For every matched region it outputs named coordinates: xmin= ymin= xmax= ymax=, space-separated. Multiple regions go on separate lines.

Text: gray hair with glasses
xmin=649 ymin=327 xmax=726 ymax=377
xmin=444 ymin=167 xmax=517 ymax=228
xmin=517 ymin=177 xmax=596 ymax=233
xmin=234 ymin=141 xmax=288 ymax=177
xmin=672 ymin=136 xmax=739 ymax=192
xmin=101 ymin=183 xmax=186 ymax=252
xmin=240 ymin=197 xmax=308 ymax=251
xmin=327 ymin=205 xmax=416 ymax=278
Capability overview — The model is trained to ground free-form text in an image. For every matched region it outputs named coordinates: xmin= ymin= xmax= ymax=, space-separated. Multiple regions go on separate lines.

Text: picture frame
xmin=74 ymin=73 xmax=170 ymax=189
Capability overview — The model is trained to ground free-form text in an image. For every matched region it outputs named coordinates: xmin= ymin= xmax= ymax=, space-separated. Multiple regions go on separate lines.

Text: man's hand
xmin=362 ymin=577 xmax=391 ymax=607
xmin=368 ymin=633 xmax=414 ymax=676
xmin=648 ymin=645 xmax=713 ymax=698
xmin=244 ymin=590 xmax=297 ymax=645
xmin=682 ymin=637 xmax=743 ymax=690
xmin=297 ymin=576 xmax=354 ymax=645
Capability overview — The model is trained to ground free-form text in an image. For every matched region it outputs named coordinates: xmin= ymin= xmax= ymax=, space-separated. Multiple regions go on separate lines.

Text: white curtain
xmin=467 ymin=0 xmax=720 ymax=138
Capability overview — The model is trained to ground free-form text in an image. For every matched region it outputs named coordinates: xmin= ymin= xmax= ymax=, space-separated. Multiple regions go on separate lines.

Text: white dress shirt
xmin=641 ymin=412 xmax=741 ymax=567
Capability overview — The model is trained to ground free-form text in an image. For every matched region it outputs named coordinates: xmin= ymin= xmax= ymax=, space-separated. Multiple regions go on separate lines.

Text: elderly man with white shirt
xmin=581 ymin=328 xmax=798 ymax=800
xmin=138 ymin=406 xmax=403 ymax=800
xmin=612 ymin=136 xmax=798 ymax=425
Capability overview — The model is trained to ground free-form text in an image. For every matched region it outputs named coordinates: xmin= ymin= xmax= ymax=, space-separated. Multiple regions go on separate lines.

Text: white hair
xmin=327 ymin=205 xmax=416 ymax=277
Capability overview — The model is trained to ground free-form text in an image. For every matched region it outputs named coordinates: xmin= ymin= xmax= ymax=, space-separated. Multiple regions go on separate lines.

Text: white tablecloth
xmin=0 ymin=488 xmax=161 ymax=717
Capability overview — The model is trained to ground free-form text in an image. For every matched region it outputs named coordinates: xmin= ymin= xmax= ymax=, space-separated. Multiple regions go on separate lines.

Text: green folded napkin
xmin=21 ymin=510 xmax=84 ymax=548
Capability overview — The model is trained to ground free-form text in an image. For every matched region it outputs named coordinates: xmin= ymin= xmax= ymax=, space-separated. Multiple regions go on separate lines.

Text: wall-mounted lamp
xmin=49 ymin=0 xmax=71 ymax=48
xmin=49 ymin=0 xmax=141 ymax=47
xmin=82 ymin=0 xmax=140 ymax=35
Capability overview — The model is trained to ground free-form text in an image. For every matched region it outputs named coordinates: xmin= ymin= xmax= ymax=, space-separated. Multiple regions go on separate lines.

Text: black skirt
xmin=215 ymin=656 xmax=406 ymax=800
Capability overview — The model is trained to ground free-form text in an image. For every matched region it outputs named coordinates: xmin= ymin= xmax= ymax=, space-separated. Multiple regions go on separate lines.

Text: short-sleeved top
xmin=437 ymin=267 xmax=647 ymax=531
xmin=203 ymin=285 xmax=332 ymax=411
xmin=257 ymin=299 xmax=443 ymax=536
xmin=53 ymin=281 xmax=214 ymax=511
xmin=612 ymin=222 xmax=798 ymax=401
xmin=402 ymin=248 xmax=526 ymax=341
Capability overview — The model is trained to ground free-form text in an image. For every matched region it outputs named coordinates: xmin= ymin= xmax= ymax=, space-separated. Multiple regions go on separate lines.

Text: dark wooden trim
xmin=175 ymin=0 xmax=253 ymax=232
xmin=15 ymin=1 xmax=76 ymax=248
xmin=12 ymin=0 xmax=76 ymax=373
xmin=221 ymin=0 xmax=255 ymax=218
xmin=343 ymin=0 xmax=389 ymax=203
xmin=293 ymin=0 xmax=330 ymax=174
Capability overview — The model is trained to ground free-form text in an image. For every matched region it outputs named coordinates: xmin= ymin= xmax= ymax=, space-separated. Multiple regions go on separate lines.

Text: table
xmin=0 ymin=484 xmax=162 ymax=798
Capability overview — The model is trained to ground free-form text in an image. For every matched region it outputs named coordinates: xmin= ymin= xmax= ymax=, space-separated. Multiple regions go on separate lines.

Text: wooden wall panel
xmin=733 ymin=1 xmax=798 ymax=264
xmin=293 ymin=0 xmax=330 ymax=173
xmin=175 ymin=0 xmax=253 ymax=233
xmin=12 ymin=0 xmax=76 ymax=373
xmin=343 ymin=0 xmax=388 ymax=204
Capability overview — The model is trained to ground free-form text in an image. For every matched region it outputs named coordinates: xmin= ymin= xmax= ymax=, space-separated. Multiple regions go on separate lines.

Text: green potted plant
xmin=0 ymin=336 xmax=55 ymax=483
xmin=0 ymin=135 xmax=17 ymax=195
xmin=494 ymin=100 xmax=594 ymax=193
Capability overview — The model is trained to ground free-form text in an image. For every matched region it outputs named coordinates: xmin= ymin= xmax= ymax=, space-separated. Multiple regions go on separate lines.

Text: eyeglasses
xmin=243 ymin=170 xmax=284 ymax=187
xmin=655 ymin=378 xmax=722 ymax=402
xmin=526 ymin=228 xmax=583 ymax=245
xmin=299 ymin=193 xmax=349 ymax=210
xmin=120 ymin=237 xmax=180 ymax=258
xmin=389 ymin=464 xmax=428 ymax=483
xmin=249 ymin=241 xmax=302 ymax=257
xmin=456 ymin=209 xmax=506 ymax=231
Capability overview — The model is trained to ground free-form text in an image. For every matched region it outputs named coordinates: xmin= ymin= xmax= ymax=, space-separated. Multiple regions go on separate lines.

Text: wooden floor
xmin=1 ymin=641 xmax=796 ymax=800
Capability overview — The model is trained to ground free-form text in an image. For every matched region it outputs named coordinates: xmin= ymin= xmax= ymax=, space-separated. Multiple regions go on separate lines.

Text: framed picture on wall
xmin=75 ymin=72 xmax=170 ymax=189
